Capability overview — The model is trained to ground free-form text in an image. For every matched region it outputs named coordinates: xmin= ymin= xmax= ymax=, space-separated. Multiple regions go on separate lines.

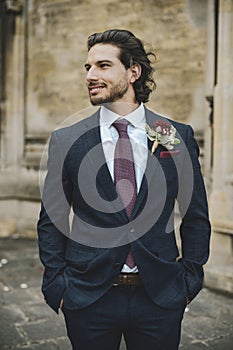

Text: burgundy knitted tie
xmin=113 ymin=119 xmax=136 ymax=268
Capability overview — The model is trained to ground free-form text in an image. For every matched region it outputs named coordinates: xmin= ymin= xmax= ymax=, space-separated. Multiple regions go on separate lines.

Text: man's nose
xmin=86 ymin=66 xmax=99 ymax=81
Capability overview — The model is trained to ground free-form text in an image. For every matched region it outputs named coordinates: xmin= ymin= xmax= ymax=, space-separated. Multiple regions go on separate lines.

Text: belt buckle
xmin=122 ymin=274 xmax=129 ymax=285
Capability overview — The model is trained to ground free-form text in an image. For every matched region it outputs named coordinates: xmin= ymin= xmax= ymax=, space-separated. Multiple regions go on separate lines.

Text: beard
xmin=89 ymin=77 xmax=129 ymax=106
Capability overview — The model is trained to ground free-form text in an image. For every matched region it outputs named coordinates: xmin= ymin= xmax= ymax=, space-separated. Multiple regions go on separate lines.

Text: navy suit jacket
xmin=37 ymin=107 xmax=211 ymax=313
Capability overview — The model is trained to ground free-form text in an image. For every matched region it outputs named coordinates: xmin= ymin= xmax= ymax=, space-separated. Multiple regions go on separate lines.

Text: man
xmin=37 ymin=29 xmax=211 ymax=350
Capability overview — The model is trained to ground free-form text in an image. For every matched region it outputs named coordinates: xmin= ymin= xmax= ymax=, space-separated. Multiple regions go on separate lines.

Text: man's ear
xmin=129 ymin=63 xmax=142 ymax=83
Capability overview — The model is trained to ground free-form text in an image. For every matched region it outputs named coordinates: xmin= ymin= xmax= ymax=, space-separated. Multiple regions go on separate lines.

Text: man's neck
xmin=102 ymin=102 xmax=140 ymax=116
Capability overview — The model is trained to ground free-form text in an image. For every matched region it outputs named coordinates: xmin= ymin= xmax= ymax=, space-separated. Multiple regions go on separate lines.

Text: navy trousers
xmin=62 ymin=285 xmax=186 ymax=350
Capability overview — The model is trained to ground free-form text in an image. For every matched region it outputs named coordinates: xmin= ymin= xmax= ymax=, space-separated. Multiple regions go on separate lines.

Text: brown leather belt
xmin=113 ymin=273 xmax=142 ymax=286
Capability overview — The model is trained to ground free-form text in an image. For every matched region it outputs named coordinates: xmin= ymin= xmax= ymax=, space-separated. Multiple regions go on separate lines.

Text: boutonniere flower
xmin=145 ymin=120 xmax=180 ymax=154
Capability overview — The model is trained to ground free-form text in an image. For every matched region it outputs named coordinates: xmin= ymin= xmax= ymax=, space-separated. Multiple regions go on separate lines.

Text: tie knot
xmin=113 ymin=119 xmax=129 ymax=137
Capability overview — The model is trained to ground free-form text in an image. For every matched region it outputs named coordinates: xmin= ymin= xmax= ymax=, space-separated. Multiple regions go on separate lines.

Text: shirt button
xmin=130 ymin=228 xmax=135 ymax=233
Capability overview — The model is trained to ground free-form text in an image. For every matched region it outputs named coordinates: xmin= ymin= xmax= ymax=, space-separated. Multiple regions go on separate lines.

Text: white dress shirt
xmin=100 ymin=103 xmax=148 ymax=273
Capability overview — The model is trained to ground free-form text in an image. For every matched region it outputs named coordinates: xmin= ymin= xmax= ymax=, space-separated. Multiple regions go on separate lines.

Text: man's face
xmin=85 ymin=44 xmax=135 ymax=105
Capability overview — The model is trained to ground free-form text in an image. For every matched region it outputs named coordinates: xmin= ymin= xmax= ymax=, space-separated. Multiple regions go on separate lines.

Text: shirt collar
xmin=100 ymin=103 xmax=145 ymax=128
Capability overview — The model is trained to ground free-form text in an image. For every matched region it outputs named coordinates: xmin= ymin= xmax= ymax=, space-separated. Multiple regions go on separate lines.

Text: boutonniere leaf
xmin=146 ymin=120 xmax=180 ymax=155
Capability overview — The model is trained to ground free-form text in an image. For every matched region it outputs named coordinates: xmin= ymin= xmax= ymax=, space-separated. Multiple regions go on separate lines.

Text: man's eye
xmin=100 ymin=63 xmax=110 ymax=69
xmin=85 ymin=65 xmax=91 ymax=71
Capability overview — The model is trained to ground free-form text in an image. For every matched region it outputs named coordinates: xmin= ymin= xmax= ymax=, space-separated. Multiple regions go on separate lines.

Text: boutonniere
xmin=146 ymin=120 xmax=180 ymax=155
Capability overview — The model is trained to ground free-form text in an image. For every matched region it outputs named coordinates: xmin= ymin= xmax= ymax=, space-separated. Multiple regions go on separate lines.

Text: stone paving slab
xmin=0 ymin=237 xmax=232 ymax=349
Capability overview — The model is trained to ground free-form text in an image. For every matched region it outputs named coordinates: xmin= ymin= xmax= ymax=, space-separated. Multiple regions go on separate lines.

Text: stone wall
xmin=26 ymin=0 xmax=207 ymax=133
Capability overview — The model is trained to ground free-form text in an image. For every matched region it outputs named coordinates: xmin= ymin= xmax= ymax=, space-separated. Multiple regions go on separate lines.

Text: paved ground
xmin=0 ymin=237 xmax=232 ymax=350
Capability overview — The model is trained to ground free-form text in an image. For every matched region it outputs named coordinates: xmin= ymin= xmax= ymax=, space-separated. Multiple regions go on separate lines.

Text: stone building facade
xmin=0 ymin=0 xmax=232 ymax=293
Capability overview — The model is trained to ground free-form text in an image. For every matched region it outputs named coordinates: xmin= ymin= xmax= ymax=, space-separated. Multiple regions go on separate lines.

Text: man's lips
xmin=88 ymin=84 xmax=106 ymax=95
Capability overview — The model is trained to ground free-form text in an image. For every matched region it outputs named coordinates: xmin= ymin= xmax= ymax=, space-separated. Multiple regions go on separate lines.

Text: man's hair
xmin=87 ymin=29 xmax=156 ymax=103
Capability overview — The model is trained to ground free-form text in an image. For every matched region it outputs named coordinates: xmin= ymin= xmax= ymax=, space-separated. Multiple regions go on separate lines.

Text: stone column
xmin=0 ymin=2 xmax=26 ymax=236
xmin=5 ymin=15 xmax=25 ymax=172
xmin=206 ymin=0 xmax=233 ymax=293
xmin=204 ymin=0 xmax=216 ymax=189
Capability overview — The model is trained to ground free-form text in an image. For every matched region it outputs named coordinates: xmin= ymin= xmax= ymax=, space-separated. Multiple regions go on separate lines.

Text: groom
xmin=37 ymin=29 xmax=211 ymax=350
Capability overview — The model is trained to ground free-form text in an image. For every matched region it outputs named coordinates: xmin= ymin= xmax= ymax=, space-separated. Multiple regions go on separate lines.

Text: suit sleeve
xmin=37 ymin=130 xmax=72 ymax=313
xmin=177 ymin=125 xmax=211 ymax=302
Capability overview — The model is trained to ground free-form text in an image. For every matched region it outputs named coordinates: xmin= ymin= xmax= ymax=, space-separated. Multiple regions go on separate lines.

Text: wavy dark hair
xmin=87 ymin=29 xmax=156 ymax=103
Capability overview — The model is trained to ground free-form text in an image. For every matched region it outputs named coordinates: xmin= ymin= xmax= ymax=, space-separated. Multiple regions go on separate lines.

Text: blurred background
xmin=0 ymin=0 xmax=232 ymax=295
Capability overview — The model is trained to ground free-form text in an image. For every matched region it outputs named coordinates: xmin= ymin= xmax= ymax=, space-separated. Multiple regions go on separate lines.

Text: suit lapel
xmin=144 ymin=107 xmax=162 ymax=158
